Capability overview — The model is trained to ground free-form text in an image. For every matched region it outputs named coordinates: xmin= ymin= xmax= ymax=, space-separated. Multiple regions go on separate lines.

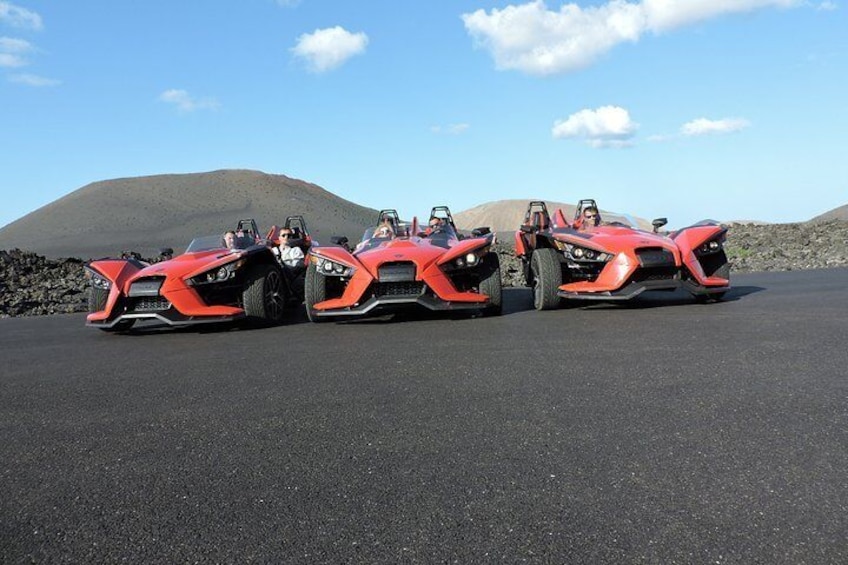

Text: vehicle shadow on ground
xmin=335 ymin=288 xmax=535 ymax=325
xmin=572 ymin=285 xmax=765 ymax=310
xmin=114 ymin=306 xmax=312 ymax=336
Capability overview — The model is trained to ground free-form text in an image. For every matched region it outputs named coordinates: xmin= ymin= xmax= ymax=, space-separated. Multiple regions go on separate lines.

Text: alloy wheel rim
xmin=265 ymin=271 xmax=284 ymax=319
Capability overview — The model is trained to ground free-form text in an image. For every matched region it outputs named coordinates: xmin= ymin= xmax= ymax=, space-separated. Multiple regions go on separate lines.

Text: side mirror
xmin=652 ymin=218 xmax=667 ymax=233
xmin=520 ymin=224 xmax=536 ymax=234
xmin=159 ymin=247 xmax=174 ymax=259
xmin=471 ymin=226 xmax=491 ymax=237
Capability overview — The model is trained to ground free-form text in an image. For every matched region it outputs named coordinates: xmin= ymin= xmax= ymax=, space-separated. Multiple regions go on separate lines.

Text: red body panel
xmin=85 ymin=247 xmax=263 ymax=326
xmin=311 ymin=234 xmax=493 ymax=313
xmin=554 ymin=226 xmax=683 ymax=294
xmin=515 ymin=201 xmax=730 ymax=302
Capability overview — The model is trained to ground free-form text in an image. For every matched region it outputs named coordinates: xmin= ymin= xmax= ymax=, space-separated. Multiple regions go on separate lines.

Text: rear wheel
xmin=243 ymin=264 xmax=286 ymax=323
xmin=530 ymin=248 xmax=562 ymax=311
xmin=478 ymin=252 xmax=502 ymax=316
xmin=304 ymin=262 xmax=329 ymax=323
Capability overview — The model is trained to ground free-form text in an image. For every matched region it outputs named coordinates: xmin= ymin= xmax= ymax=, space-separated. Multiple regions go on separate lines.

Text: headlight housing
xmin=696 ymin=239 xmax=723 ymax=255
xmin=556 ymin=241 xmax=613 ymax=263
xmin=444 ymin=248 xmax=487 ymax=270
xmin=188 ymin=258 xmax=246 ymax=286
xmin=311 ymin=256 xmax=354 ymax=277
xmin=84 ymin=267 xmax=112 ymax=290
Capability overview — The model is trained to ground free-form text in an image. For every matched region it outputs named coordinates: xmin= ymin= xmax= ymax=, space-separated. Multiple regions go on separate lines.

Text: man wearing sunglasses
xmin=276 ymin=228 xmax=305 ymax=268
xmin=577 ymin=206 xmax=601 ymax=231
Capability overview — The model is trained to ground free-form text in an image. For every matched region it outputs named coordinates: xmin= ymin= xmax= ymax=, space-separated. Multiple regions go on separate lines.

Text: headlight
xmin=189 ymin=259 xmax=246 ymax=285
xmin=444 ymin=248 xmax=487 ymax=271
xmin=84 ymin=268 xmax=112 ymax=290
xmin=312 ymin=256 xmax=353 ymax=277
xmin=697 ymin=240 xmax=723 ymax=254
xmin=561 ymin=242 xmax=612 ymax=263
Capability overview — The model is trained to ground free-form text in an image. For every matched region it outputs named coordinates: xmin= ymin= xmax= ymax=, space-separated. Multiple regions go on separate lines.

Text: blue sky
xmin=1 ymin=0 xmax=846 ymax=229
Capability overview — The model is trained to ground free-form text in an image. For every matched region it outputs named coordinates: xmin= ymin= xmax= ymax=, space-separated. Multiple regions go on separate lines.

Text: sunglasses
xmin=279 ymin=233 xmax=291 ymax=238
xmin=584 ymin=214 xmax=597 ymax=219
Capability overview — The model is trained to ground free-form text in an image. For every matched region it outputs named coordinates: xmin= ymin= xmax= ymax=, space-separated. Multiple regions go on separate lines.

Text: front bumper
xmin=313 ymin=292 xmax=489 ymax=318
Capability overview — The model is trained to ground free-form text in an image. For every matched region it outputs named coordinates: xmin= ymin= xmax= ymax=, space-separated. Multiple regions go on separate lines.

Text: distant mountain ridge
xmin=2 ymin=170 xmax=844 ymax=259
xmin=0 ymin=170 xmax=379 ymax=259
xmin=453 ymin=199 xmax=653 ymax=233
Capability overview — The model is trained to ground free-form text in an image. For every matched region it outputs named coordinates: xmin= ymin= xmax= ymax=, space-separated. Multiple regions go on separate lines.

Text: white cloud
xmin=0 ymin=52 xmax=25 ymax=67
xmin=291 ymin=26 xmax=368 ymax=73
xmin=276 ymin=0 xmax=301 ymax=6
xmin=0 ymin=2 xmax=43 ymax=30
xmin=816 ymin=1 xmax=837 ymax=10
xmin=0 ymin=35 xmax=30 ymax=66
xmin=681 ymin=117 xmax=751 ymax=136
xmin=0 ymin=36 xmax=31 ymax=52
xmin=462 ymin=0 xmax=801 ymax=76
xmin=553 ymin=105 xmax=638 ymax=148
xmin=431 ymin=123 xmax=471 ymax=135
xmin=8 ymin=72 xmax=59 ymax=86
xmin=158 ymin=89 xmax=220 ymax=112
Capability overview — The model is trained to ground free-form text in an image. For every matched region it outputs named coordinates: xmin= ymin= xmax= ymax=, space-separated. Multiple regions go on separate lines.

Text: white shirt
xmin=277 ymin=244 xmax=305 ymax=267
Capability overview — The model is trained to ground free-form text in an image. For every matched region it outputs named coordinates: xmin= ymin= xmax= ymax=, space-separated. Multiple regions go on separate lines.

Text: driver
xmin=576 ymin=206 xmax=600 ymax=231
xmin=223 ymin=230 xmax=237 ymax=249
xmin=424 ymin=216 xmax=444 ymax=236
xmin=276 ymin=228 xmax=305 ymax=268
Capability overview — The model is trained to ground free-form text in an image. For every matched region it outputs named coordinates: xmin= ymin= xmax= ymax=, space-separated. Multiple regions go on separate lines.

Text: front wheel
xmin=478 ymin=252 xmax=503 ymax=316
xmin=242 ymin=264 xmax=286 ymax=323
xmin=304 ymin=262 xmax=329 ymax=323
xmin=88 ymin=287 xmax=108 ymax=313
xmin=530 ymin=248 xmax=562 ymax=311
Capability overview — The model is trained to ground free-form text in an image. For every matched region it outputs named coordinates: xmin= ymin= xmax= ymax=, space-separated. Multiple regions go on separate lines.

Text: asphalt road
xmin=2 ymin=268 xmax=847 ymax=564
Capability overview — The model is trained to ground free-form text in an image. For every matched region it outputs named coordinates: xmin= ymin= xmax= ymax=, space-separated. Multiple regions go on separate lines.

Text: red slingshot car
xmin=304 ymin=207 xmax=502 ymax=321
xmin=84 ymin=218 xmax=311 ymax=331
xmin=515 ymin=200 xmax=731 ymax=310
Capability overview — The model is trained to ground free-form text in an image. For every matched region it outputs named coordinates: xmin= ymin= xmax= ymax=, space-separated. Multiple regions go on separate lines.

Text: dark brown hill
xmin=0 ymin=170 xmax=378 ymax=259
xmin=809 ymin=203 xmax=848 ymax=223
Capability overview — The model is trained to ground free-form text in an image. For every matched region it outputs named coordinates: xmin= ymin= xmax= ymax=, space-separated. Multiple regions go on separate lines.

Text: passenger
xmin=577 ymin=206 xmax=600 ymax=231
xmin=373 ymin=221 xmax=395 ymax=239
xmin=276 ymin=228 xmax=305 ymax=268
xmin=223 ymin=230 xmax=237 ymax=249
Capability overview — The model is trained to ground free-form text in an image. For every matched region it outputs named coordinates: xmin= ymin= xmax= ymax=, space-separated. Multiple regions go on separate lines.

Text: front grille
xmin=128 ymin=277 xmax=165 ymax=297
xmin=375 ymin=282 xmax=424 ymax=297
xmin=636 ymin=248 xmax=675 ymax=268
xmin=631 ymin=267 xmax=678 ymax=282
xmin=378 ymin=262 xmax=416 ymax=282
xmin=128 ymin=296 xmax=171 ymax=312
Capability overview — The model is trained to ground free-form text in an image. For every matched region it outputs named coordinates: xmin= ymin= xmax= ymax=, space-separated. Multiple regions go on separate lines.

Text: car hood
xmin=553 ymin=226 xmax=677 ymax=254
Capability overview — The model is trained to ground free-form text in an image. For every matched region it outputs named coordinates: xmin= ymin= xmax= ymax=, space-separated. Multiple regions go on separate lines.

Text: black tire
xmin=88 ymin=287 xmax=108 ymax=312
xmin=99 ymin=319 xmax=135 ymax=333
xmin=530 ymin=248 xmax=562 ymax=311
xmin=304 ymin=262 xmax=329 ymax=323
xmin=242 ymin=264 xmax=286 ymax=323
xmin=478 ymin=252 xmax=503 ymax=316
